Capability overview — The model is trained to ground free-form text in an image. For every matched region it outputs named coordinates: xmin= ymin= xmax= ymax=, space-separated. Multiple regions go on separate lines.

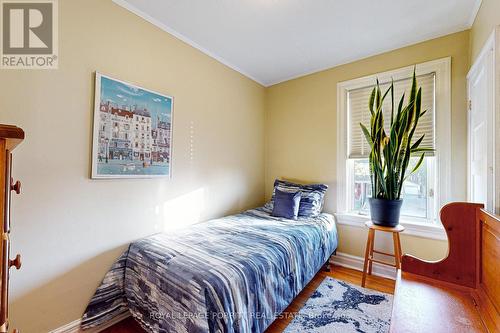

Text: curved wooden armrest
xmin=401 ymin=202 xmax=483 ymax=288
xmin=401 ymin=254 xmax=442 ymax=267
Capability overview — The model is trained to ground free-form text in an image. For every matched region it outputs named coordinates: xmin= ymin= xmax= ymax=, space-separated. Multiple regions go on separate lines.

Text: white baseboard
xmin=50 ymin=312 xmax=130 ymax=333
xmin=330 ymin=251 xmax=397 ymax=280
xmin=51 ymin=253 xmax=392 ymax=332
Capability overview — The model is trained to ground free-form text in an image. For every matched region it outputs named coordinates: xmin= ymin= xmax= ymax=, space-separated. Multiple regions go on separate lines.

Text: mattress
xmin=82 ymin=207 xmax=338 ymax=333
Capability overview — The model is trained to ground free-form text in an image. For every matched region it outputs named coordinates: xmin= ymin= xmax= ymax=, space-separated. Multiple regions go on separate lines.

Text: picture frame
xmin=91 ymin=73 xmax=173 ymax=179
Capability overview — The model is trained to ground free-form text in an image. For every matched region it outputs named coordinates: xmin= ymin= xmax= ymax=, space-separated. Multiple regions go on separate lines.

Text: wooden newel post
xmin=0 ymin=125 xmax=24 ymax=333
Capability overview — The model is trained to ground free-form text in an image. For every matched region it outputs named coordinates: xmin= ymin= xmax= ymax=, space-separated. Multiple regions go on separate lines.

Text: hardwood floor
xmin=102 ymin=265 xmax=395 ymax=333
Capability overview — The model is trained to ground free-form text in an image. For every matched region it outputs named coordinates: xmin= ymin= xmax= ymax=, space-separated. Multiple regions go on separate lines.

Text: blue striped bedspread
xmin=81 ymin=207 xmax=338 ymax=332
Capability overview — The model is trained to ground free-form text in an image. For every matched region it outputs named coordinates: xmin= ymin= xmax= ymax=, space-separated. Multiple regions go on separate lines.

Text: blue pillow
xmin=266 ymin=179 xmax=328 ymax=217
xmin=271 ymin=189 xmax=301 ymax=220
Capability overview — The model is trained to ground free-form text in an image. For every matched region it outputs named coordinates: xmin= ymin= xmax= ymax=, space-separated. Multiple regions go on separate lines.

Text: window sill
xmin=334 ymin=212 xmax=447 ymax=240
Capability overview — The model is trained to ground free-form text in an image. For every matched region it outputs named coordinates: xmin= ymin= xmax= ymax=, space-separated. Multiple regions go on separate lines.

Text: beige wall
xmin=265 ymin=30 xmax=471 ymax=259
xmin=0 ymin=1 xmax=484 ymax=330
xmin=470 ymin=0 xmax=500 ymax=62
xmin=0 ymin=0 xmax=265 ymax=331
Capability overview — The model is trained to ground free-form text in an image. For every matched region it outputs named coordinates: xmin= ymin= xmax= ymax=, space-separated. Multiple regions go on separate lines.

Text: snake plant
xmin=360 ymin=70 xmax=433 ymax=200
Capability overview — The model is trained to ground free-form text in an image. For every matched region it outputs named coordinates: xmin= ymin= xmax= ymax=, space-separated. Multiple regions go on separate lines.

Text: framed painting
xmin=91 ymin=73 xmax=173 ymax=178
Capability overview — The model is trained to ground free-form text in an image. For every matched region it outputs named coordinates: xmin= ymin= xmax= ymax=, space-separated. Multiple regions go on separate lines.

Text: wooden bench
xmin=390 ymin=202 xmax=499 ymax=333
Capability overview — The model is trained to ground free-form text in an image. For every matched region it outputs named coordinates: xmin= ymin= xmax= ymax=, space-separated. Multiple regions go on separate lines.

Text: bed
xmin=81 ymin=206 xmax=338 ymax=333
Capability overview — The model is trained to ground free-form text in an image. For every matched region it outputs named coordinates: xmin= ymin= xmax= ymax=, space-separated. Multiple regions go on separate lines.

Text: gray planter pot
xmin=369 ymin=198 xmax=403 ymax=227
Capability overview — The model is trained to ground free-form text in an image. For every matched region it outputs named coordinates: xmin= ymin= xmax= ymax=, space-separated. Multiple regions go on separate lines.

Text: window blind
xmin=348 ymin=72 xmax=435 ymax=158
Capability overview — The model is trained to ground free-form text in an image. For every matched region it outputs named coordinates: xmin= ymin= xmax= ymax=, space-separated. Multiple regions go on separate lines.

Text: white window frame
xmin=346 ymin=157 xmax=436 ymax=221
xmin=335 ymin=57 xmax=452 ymax=240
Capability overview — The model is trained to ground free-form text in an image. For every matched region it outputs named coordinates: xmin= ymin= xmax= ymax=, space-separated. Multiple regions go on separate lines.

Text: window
xmin=350 ymin=157 xmax=435 ymax=220
xmin=348 ymin=73 xmax=436 ymax=221
xmin=336 ymin=58 xmax=451 ymax=232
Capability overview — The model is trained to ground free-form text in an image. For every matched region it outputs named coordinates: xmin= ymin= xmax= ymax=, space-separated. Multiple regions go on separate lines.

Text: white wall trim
xmin=112 ymin=0 xmax=472 ymax=88
xmin=467 ymin=30 xmax=496 ymax=79
xmin=334 ymin=213 xmax=447 ymax=240
xmin=336 ymin=57 xmax=453 ymax=228
xmin=49 ymin=312 xmax=130 ymax=333
xmin=111 ymin=0 xmax=265 ymax=87
xmin=336 ymin=77 xmax=348 ymax=213
xmin=467 ymin=26 xmax=500 ymax=214
xmin=467 ymin=28 xmax=498 ymax=214
xmin=268 ymin=29 xmax=470 ymax=87
xmin=496 ymin=26 xmax=500 ymax=215
xmin=51 ymin=254 xmax=393 ymax=332
xmin=467 ymin=0 xmax=483 ymax=27
xmin=50 ymin=254 xmax=397 ymax=332
xmin=330 ymin=251 xmax=396 ymax=280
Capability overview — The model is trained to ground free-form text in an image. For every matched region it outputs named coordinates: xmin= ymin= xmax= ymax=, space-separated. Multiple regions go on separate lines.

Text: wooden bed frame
xmin=390 ymin=202 xmax=499 ymax=332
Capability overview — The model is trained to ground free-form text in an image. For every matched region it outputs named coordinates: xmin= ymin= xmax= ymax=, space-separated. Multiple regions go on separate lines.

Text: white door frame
xmin=467 ymin=26 xmax=500 ymax=213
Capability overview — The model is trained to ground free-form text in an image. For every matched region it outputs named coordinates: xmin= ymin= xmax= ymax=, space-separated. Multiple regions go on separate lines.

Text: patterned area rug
xmin=284 ymin=277 xmax=393 ymax=333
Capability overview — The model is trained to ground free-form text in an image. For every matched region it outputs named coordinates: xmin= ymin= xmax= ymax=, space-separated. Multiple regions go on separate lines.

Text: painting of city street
xmin=91 ymin=73 xmax=173 ymax=178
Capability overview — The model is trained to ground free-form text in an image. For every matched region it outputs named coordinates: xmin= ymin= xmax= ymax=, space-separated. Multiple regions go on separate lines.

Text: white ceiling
xmin=114 ymin=0 xmax=481 ymax=86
